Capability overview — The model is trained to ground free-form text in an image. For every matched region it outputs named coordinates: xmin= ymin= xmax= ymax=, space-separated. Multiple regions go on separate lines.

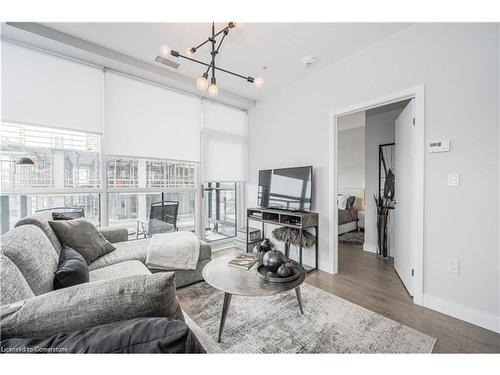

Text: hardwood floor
xmin=215 ymin=244 xmax=500 ymax=353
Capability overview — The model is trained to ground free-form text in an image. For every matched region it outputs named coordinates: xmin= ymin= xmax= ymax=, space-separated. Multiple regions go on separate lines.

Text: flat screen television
xmin=258 ymin=166 xmax=313 ymax=212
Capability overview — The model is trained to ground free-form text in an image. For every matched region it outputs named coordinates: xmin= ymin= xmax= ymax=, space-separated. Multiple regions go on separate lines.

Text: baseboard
xmin=363 ymin=243 xmax=377 ymax=253
xmin=422 ymin=293 xmax=500 ymax=333
xmin=319 ymin=259 xmax=333 ymax=274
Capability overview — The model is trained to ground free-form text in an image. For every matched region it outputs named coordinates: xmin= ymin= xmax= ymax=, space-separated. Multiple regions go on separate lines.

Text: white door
xmin=394 ymin=99 xmax=414 ymax=296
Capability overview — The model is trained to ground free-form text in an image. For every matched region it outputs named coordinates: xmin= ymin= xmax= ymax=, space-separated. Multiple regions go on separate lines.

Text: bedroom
xmin=337 ymin=100 xmax=411 ymax=296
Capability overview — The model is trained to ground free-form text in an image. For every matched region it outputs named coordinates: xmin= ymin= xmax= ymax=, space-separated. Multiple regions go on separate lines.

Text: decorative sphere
xmin=262 ymin=249 xmax=284 ymax=272
xmin=277 ymin=263 xmax=293 ymax=278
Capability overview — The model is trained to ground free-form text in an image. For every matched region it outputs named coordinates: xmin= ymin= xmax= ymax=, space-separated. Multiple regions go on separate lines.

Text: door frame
xmin=328 ymin=85 xmax=425 ymax=305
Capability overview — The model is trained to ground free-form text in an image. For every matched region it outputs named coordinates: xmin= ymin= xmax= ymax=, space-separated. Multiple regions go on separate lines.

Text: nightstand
xmin=357 ymin=210 xmax=365 ymax=231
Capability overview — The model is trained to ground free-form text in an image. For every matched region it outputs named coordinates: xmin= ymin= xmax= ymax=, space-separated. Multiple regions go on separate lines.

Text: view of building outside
xmin=1 ymin=123 xmax=236 ymax=242
xmin=204 ymin=182 xmax=237 ymax=241
xmin=107 ymin=157 xmax=197 ymax=236
xmin=0 ymin=122 xmax=101 ymax=233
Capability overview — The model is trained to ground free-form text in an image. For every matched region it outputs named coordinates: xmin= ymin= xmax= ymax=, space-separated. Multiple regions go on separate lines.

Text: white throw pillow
xmin=337 ymin=194 xmax=347 ymax=210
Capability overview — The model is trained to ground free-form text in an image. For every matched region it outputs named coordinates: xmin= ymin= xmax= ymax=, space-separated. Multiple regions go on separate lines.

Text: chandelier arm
xmin=174 ymin=52 xmax=253 ymax=81
xmin=215 ymin=31 xmax=227 ymax=54
xmin=191 ymin=23 xmax=233 ymax=51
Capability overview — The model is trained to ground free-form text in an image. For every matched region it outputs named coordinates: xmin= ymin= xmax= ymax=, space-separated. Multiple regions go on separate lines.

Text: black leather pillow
xmin=53 ymin=246 xmax=89 ymax=290
xmin=346 ymin=196 xmax=356 ymax=210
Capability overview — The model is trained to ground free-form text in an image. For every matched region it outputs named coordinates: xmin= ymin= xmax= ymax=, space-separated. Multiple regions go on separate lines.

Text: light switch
xmin=447 ymin=259 xmax=460 ymax=274
xmin=447 ymin=173 xmax=459 ymax=187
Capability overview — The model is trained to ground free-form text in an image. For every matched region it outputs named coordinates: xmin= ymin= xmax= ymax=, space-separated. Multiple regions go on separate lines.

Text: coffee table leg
xmin=217 ymin=292 xmax=232 ymax=343
xmin=295 ymin=287 xmax=304 ymax=314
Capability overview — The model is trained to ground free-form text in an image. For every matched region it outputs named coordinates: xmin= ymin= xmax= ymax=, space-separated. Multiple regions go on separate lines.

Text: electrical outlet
xmin=447 ymin=259 xmax=460 ymax=274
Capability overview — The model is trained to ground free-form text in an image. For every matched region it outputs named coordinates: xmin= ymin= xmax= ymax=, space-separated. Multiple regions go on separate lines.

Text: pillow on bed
xmin=346 ymin=196 xmax=356 ymax=210
xmin=337 ymin=194 xmax=347 ymax=210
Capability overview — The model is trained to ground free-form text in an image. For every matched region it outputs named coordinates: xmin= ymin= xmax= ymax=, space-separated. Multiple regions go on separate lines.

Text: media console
xmin=246 ymin=207 xmax=319 ymax=272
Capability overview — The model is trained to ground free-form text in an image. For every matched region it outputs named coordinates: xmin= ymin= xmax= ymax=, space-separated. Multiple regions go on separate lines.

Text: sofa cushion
xmin=98 ymin=226 xmax=129 ymax=243
xmin=1 ymin=225 xmax=59 ymax=296
xmin=0 ymin=273 xmax=183 ymax=339
xmin=88 ymin=238 xmax=211 ymax=271
xmin=15 ymin=211 xmax=63 ymax=254
xmin=89 ymin=260 xmax=151 ymax=282
xmin=0 ymin=317 xmax=205 ymax=353
xmin=53 ymin=246 xmax=89 ymax=290
xmin=89 ymin=239 xmax=149 ymax=271
xmin=49 ymin=219 xmax=116 ymax=265
xmin=0 ymin=254 xmax=35 ymax=305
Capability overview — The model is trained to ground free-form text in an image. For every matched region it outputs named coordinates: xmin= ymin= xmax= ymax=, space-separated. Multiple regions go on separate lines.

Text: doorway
xmin=329 ymin=86 xmax=424 ymax=305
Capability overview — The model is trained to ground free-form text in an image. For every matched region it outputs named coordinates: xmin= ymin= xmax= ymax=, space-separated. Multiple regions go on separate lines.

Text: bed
xmin=338 ymin=188 xmax=363 ymax=235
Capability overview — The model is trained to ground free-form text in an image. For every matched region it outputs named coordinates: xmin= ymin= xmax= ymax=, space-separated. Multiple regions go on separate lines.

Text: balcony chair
xmin=137 ymin=201 xmax=179 ymax=239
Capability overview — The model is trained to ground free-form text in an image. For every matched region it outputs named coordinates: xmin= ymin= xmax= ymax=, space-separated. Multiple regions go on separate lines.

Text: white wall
xmin=364 ymin=109 xmax=399 ymax=255
xmin=338 ymin=126 xmax=365 ymax=191
xmin=247 ymin=24 xmax=499 ymax=332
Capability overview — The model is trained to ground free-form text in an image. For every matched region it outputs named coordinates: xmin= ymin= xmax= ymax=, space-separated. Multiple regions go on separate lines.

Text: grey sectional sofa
xmin=15 ymin=211 xmax=212 ymax=288
xmin=0 ymin=212 xmax=211 ymax=340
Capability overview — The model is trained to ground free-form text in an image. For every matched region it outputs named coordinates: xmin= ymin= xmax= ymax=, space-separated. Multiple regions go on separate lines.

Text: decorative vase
xmin=262 ymin=248 xmax=285 ymax=272
xmin=377 ymin=214 xmax=388 ymax=258
xmin=277 ymin=262 xmax=294 ymax=278
xmin=259 ymin=238 xmax=272 ymax=253
xmin=283 ymin=242 xmax=290 ymax=258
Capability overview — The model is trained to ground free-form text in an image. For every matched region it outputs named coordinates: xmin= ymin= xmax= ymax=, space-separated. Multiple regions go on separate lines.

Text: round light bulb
xmin=208 ymin=83 xmax=219 ymax=96
xmin=159 ymin=45 xmax=171 ymax=58
xmin=186 ymin=47 xmax=194 ymax=56
xmin=196 ymin=76 xmax=209 ymax=91
xmin=253 ymin=76 xmax=264 ymax=88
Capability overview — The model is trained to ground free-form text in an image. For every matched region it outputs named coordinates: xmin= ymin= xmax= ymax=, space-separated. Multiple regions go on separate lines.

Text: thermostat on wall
xmin=428 ymin=140 xmax=450 ymax=153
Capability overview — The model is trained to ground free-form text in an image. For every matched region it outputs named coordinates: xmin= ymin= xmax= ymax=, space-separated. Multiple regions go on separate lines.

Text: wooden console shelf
xmin=246 ymin=207 xmax=319 ymax=272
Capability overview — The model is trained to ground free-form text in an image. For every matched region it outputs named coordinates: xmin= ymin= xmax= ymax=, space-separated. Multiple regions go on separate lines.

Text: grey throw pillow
xmin=49 ymin=219 xmax=116 ymax=265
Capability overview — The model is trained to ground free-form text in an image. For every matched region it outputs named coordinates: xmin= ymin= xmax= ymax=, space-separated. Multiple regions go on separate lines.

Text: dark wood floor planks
xmin=213 ymin=244 xmax=500 ymax=353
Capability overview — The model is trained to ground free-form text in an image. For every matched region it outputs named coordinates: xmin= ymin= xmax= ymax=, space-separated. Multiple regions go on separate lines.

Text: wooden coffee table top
xmin=202 ymin=253 xmax=306 ymax=296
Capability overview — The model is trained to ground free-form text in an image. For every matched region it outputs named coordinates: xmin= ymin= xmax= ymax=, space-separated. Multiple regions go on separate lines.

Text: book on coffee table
xmin=228 ymin=254 xmax=258 ymax=270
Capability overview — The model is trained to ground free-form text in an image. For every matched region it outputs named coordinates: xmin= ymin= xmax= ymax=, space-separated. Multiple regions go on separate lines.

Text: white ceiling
xmin=2 ymin=22 xmax=411 ymax=109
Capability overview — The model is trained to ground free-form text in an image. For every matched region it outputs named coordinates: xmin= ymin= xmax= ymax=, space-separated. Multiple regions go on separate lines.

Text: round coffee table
xmin=202 ymin=254 xmax=306 ymax=342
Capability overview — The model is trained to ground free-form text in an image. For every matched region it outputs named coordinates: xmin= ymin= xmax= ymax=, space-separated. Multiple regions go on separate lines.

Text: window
xmin=107 ymin=158 xmax=138 ymax=188
xmin=204 ymin=182 xmax=237 ymax=241
xmin=0 ymin=122 xmax=101 ymax=234
xmin=146 ymin=160 xmax=196 ymax=188
xmin=107 ymin=157 xmax=198 ymax=237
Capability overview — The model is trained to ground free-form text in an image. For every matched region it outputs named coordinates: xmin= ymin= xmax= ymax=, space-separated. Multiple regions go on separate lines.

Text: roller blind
xmin=105 ymin=72 xmax=201 ymax=162
xmin=202 ymin=101 xmax=247 ymax=182
xmin=1 ymin=42 xmax=103 ymax=134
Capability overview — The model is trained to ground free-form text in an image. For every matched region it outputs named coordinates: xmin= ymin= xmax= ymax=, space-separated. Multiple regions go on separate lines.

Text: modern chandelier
xmin=156 ymin=22 xmax=264 ymax=96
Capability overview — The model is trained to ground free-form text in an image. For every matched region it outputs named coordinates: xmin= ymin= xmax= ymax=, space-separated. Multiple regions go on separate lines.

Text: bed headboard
xmin=338 ymin=187 xmax=364 ymax=211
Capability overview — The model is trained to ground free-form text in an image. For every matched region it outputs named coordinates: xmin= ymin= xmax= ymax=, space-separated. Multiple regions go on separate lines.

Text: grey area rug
xmin=338 ymin=231 xmax=365 ymax=245
xmin=177 ymin=282 xmax=436 ymax=353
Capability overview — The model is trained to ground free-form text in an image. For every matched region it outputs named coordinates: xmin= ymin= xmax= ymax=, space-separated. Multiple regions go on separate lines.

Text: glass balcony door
xmin=203 ymin=182 xmax=237 ymax=242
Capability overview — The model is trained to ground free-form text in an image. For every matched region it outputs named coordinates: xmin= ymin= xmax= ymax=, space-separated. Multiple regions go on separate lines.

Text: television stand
xmin=246 ymin=207 xmax=319 ymax=273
